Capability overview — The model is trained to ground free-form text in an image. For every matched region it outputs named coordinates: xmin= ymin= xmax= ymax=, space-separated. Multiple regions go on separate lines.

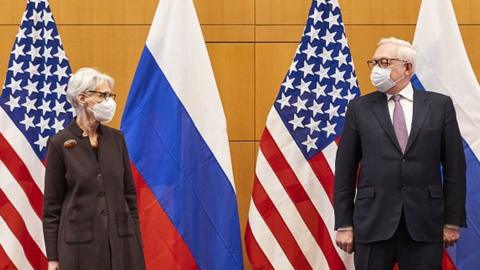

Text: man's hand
xmin=443 ymin=226 xmax=460 ymax=248
xmin=335 ymin=229 xmax=354 ymax=253
xmin=48 ymin=261 xmax=59 ymax=270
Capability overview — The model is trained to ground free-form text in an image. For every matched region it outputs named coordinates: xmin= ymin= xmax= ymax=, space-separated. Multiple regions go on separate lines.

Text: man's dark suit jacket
xmin=334 ymin=89 xmax=466 ymax=244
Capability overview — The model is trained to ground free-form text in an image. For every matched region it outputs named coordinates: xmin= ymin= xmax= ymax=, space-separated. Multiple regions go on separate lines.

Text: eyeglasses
xmin=366 ymin=58 xmax=409 ymax=69
xmin=87 ymin=90 xmax=117 ymax=101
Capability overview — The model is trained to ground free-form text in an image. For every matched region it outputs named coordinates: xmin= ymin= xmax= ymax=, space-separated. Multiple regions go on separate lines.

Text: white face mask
xmin=88 ymin=98 xmax=116 ymax=124
xmin=370 ymin=65 xmax=405 ymax=93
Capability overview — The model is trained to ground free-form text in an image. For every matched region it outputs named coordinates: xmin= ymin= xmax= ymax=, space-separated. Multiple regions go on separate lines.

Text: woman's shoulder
xmin=49 ymin=123 xmax=75 ymax=146
xmin=100 ymin=124 xmax=124 ymax=138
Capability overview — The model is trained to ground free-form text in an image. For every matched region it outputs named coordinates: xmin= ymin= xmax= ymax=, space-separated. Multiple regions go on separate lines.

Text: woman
xmin=43 ymin=68 xmax=146 ymax=270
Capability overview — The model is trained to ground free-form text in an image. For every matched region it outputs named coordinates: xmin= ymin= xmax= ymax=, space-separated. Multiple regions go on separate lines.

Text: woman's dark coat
xmin=43 ymin=121 xmax=145 ymax=270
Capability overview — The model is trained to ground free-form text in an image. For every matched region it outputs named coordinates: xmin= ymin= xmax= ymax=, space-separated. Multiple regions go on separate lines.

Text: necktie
xmin=392 ymin=95 xmax=408 ymax=153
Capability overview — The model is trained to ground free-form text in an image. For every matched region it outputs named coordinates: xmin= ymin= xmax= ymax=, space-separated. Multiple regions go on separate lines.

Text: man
xmin=334 ymin=37 xmax=466 ymax=269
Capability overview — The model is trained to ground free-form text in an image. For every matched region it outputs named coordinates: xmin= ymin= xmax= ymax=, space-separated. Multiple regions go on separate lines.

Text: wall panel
xmin=230 ymin=142 xmax=256 ymax=270
xmin=255 ymin=0 xmax=480 ymax=25
xmin=195 ymin=0 xmax=255 ymax=24
xmin=460 ymin=26 xmax=480 ymax=81
xmin=256 ymin=0 xmax=310 ymax=25
xmin=208 ymin=43 xmax=255 ymax=141
xmin=342 ymin=0 xmax=480 ymax=24
xmin=0 ymin=1 xmax=24 ymax=25
xmin=255 ymin=43 xmax=298 ymax=139
xmin=50 ymin=0 xmax=157 ymax=24
xmin=0 ymin=0 xmax=255 ymax=25
xmin=202 ymin=25 xmax=254 ymax=42
xmin=256 ymin=25 xmax=304 ymax=42
xmin=0 ymin=26 xmax=18 ymax=87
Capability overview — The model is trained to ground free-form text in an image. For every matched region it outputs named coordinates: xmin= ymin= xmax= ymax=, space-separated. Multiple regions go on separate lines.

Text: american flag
xmin=245 ymin=0 xmax=360 ymax=269
xmin=0 ymin=0 xmax=73 ymax=269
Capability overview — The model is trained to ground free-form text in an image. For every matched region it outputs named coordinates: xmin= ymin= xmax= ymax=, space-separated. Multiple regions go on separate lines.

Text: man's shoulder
xmin=349 ymin=90 xmax=452 ymax=104
xmin=349 ymin=91 xmax=383 ymax=106
xmin=414 ymin=89 xmax=452 ymax=104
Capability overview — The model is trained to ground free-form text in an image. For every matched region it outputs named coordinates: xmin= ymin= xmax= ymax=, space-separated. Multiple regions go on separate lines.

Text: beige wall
xmin=1 ymin=0 xmax=479 ymax=268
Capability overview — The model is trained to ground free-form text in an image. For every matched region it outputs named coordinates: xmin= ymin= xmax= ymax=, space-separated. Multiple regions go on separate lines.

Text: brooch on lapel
xmin=64 ymin=139 xmax=77 ymax=149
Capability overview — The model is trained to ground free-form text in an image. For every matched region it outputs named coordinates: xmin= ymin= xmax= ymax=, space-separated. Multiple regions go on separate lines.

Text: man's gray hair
xmin=378 ymin=37 xmax=416 ymax=71
xmin=66 ymin=67 xmax=114 ymax=107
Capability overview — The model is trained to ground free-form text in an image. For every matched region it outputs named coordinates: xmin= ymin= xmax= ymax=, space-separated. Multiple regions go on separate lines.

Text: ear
xmin=405 ymin=63 xmax=413 ymax=75
xmin=76 ymin=93 xmax=88 ymax=107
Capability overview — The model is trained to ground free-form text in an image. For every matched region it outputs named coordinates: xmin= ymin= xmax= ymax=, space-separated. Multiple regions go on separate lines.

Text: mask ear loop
xmin=85 ymin=93 xmax=102 ymax=106
xmin=392 ymin=74 xmax=405 ymax=84
xmin=392 ymin=62 xmax=411 ymax=84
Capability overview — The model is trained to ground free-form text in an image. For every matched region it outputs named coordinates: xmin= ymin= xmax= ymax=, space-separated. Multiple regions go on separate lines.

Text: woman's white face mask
xmin=86 ymin=96 xmax=116 ymax=124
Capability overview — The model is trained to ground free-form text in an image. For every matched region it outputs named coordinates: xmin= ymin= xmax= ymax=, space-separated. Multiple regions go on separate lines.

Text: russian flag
xmin=412 ymin=0 xmax=480 ymax=269
xmin=120 ymin=0 xmax=244 ymax=269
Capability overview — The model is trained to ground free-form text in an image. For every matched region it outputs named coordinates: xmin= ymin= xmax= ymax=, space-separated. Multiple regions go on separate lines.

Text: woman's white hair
xmin=378 ymin=37 xmax=416 ymax=71
xmin=66 ymin=67 xmax=114 ymax=107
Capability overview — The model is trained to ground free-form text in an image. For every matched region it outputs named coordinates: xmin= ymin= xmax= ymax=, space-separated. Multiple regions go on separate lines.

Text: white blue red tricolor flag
xmin=0 ymin=0 xmax=73 ymax=269
xmin=120 ymin=0 xmax=244 ymax=269
xmin=412 ymin=0 xmax=480 ymax=269
xmin=245 ymin=0 xmax=359 ymax=269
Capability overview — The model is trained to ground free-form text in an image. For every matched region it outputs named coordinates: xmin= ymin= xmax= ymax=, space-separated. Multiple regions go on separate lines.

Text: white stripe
xmin=266 ymin=108 xmax=354 ymax=269
xmin=247 ymin=202 xmax=294 ymax=270
xmin=145 ymin=0 xmax=235 ymax=191
xmin=322 ymin=142 xmax=337 ymax=174
xmin=0 ymin=216 xmax=34 ymax=270
xmin=0 ymin=161 xmax=46 ymax=254
xmin=0 ymin=108 xmax=46 ymax=193
xmin=413 ymin=0 xmax=480 ymax=160
xmin=256 ymin=151 xmax=329 ymax=269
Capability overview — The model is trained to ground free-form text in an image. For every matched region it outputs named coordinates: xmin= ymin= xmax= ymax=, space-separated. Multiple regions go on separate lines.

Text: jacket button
xmin=401 ymin=158 xmax=406 ymax=163
xmin=98 ymin=191 xmax=105 ymax=197
xmin=96 ymin=173 xmax=103 ymax=180
xmin=100 ymin=209 xmax=108 ymax=216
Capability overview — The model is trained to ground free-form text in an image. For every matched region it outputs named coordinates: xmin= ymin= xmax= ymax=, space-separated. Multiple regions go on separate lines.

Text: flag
xmin=120 ymin=0 xmax=243 ymax=269
xmin=245 ymin=0 xmax=360 ymax=269
xmin=412 ymin=0 xmax=480 ymax=269
xmin=0 ymin=0 xmax=73 ymax=269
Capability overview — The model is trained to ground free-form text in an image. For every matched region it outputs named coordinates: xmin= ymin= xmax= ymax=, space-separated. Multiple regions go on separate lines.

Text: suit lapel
xmin=404 ymin=90 xmax=429 ymax=154
xmin=369 ymin=93 xmax=403 ymax=154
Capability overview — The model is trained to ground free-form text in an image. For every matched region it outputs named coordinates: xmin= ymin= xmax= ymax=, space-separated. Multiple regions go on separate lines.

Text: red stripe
xmin=260 ymin=129 xmax=345 ymax=270
xmin=0 ymin=245 xmax=16 ymax=270
xmin=442 ymin=251 xmax=457 ymax=270
xmin=131 ymin=164 xmax=198 ymax=270
xmin=244 ymin=222 xmax=274 ymax=270
xmin=308 ymin=151 xmax=335 ymax=203
xmin=0 ymin=133 xmax=44 ymax=218
xmin=251 ymin=177 xmax=311 ymax=269
xmin=393 ymin=252 xmax=457 ymax=270
xmin=0 ymin=189 xmax=47 ymax=270
xmin=335 ymin=137 xmax=341 ymax=145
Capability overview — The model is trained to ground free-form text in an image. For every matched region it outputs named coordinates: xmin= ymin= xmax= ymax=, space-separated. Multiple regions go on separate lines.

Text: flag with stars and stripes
xmin=245 ymin=0 xmax=360 ymax=269
xmin=0 ymin=0 xmax=73 ymax=269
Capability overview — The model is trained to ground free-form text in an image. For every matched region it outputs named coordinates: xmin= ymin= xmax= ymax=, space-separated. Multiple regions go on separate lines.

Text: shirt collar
xmin=386 ymin=82 xmax=414 ymax=101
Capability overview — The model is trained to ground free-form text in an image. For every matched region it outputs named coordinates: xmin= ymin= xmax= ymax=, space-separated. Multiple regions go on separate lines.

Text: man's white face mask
xmin=370 ymin=65 xmax=405 ymax=93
